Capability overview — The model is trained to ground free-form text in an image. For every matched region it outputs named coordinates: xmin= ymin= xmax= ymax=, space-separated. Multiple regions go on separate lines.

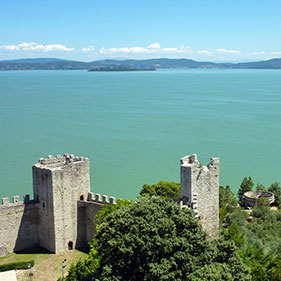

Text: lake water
xmin=0 ymin=69 xmax=281 ymax=200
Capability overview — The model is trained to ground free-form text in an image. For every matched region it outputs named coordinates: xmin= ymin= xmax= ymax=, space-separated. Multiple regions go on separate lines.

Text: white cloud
xmin=251 ymin=51 xmax=265 ymax=56
xmin=147 ymin=42 xmax=160 ymax=49
xmin=197 ymin=50 xmax=212 ymax=54
xmin=2 ymin=45 xmax=20 ymax=51
xmin=106 ymin=46 xmax=150 ymax=54
xmin=82 ymin=45 xmax=95 ymax=52
xmin=99 ymin=44 xmax=190 ymax=56
xmin=162 ymin=46 xmax=187 ymax=53
xmin=99 ymin=47 xmax=107 ymax=55
xmin=216 ymin=48 xmax=241 ymax=54
xmin=0 ymin=42 xmax=74 ymax=52
xmin=272 ymin=51 xmax=281 ymax=55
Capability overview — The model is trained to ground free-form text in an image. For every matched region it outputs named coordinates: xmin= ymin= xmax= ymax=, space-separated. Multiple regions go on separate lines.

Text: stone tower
xmin=180 ymin=154 xmax=219 ymax=239
xmin=32 ymin=154 xmax=90 ymax=253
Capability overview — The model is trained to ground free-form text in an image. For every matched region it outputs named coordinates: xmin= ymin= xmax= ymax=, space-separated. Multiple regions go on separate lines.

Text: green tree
xmin=139 ymin=181 xmax=180 ymax=202
xmin=257 ymin=197 xmax=270 ymax=207
xmin=95 ymin=199 xmax=133 ymax=231
xmin=222 ymin=223 xmax=245 ymax=247
xmin=256 ymin=183 xmax=266 ymax=191
xmin=238 ymin=176 xmax=254 ymax=202
xmin=92 ymin=197 xmax=250 ymax=280
xmin=219 ymin=185 xmax=238 ymax=223
xmin=268 ymin=254 xmax=281 ymax=281
xmin=268 ymin=182 xmax=281 ymax=205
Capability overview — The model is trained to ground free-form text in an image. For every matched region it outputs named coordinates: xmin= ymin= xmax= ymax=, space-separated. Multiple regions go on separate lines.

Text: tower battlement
xmin=0 ymin=194 xmax=34 ymax=207
xmin=180 ymin=154 xmax=199 ymax=166
xmin=85 ymin=192 xmax=116 ymax=205
xmin=35 ymin=154 xmax=88 ymax=168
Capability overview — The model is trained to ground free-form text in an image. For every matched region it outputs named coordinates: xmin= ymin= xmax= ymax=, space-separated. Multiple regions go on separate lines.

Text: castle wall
xmin=77 ymin=201 xmax=102 ymax=251
xmin=181 ymin=154 xmax=219 ymax=239
xmin=77 ymin=193 xmax=116 ymax=251
xmin=0 ymin=197 xmax=39 ymax=253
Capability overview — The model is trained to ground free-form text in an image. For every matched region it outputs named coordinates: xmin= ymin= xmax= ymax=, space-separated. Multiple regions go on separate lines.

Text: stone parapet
xmin=35 ymin=154 xmax=88 ymax=169
xmin=0 ymin=194 xmax=34 ymax=207
xmin=82 ymin=192 xmax=116 ymax=205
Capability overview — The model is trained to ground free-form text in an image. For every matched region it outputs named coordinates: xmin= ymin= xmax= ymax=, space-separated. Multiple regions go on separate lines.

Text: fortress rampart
xmin=0 ymin=152 xmax=219 ymax=255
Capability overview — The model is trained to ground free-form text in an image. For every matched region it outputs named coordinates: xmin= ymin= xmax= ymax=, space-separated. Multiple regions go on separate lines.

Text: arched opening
xmin=80 ymin=195 xmax=84 ymax=201
xmin=68 ymin=241 xmax=73 ymax=250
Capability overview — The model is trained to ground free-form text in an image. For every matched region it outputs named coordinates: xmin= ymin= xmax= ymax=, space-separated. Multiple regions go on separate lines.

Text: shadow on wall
xmin=14 ymin=203 xmax=40 ymax=253
xmin=76 ymin=204 xmax=87 ymax=252
xmin=76 ymin=201 xmax=103 ymax=253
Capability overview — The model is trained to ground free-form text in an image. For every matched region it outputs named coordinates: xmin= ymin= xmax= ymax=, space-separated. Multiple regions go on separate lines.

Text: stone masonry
xmin=0 ymin=154 xmax=116 ymax=254
xmin=181 ymin=154 xmax=220 ymax=239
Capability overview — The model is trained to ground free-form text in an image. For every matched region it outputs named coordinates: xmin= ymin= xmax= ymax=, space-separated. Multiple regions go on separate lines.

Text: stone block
xmin=95 ymin=193 xmax=101 ymax=202
xmin=1 ymin=198 xmax=9 ymax=205
xmin=102 ymin=195 xmax=108 ymax=203
xmin=12 ymin=196 xmax=20 ymax=204
xmin=87 ymin=192 xmax=94 ymax=201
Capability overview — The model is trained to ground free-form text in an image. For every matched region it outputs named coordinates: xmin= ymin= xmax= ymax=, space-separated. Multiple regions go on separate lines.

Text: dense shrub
xmin=0 ymin=260 xmax=34 ymax=272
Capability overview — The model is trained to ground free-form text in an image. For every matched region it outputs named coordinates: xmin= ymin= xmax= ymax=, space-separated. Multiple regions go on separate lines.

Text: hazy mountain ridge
xmin=1 ymin=57 xmax=281 ymax=70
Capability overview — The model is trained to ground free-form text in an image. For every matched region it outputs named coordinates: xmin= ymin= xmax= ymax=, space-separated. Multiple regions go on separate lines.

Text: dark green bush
xmin=0 ymin=260 xmax=34 ymax=272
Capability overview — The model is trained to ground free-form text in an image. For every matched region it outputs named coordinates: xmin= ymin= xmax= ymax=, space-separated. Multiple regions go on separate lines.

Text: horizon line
xmin=1 ymin=56 xmax=281 ymax=64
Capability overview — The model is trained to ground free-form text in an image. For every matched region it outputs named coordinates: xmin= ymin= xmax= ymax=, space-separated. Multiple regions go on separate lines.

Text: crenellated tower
xmin=33 ymin=154 xmax=91 ymax=253
xmin=180 ymin=154 xmax=220 ymax=239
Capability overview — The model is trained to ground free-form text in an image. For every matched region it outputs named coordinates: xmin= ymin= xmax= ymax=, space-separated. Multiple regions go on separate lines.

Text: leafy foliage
xmin=93 ymin=197 xmax=249 ymax=280
xmin=65 ymin=257 xmax=99 ymax=281
xmin=268 ymin=182 xmax=281 ymax=205
xmin=139 ymin=181 xmax=180 ymax=202
xmin=223 ymin=203 xmax=281 ymax=281
xmin=237 ymin=176 xmax=254 ymax=202
xmin=219 ymin=185 xmax=238 ymax=223
xmin=256 ymin=183 xmax=266 ymax=191
xmin=95 ymin=199 xmax=133 ymax=230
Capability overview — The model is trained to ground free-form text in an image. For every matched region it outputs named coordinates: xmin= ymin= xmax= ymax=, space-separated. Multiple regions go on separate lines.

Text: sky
xmin=1 ymin=0 xmax=281 ymax=62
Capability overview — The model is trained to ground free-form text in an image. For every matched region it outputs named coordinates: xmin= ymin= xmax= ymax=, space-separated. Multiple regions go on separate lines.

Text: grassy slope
xmin=0 ymin=250 xmax=88 ymax=281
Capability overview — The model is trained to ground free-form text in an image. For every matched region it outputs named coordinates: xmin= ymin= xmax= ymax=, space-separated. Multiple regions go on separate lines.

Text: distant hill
xmin=233 ymin=58 xmax=281 ymax=69
xmin=1 ymin=57 xmax=281 ymax=71
xmin=0 ymin=58 xmax=65 ymax=63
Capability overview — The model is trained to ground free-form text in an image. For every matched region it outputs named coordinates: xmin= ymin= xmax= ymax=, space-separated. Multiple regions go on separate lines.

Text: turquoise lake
xmin=0 ymin=69 xmax=281 ymax=200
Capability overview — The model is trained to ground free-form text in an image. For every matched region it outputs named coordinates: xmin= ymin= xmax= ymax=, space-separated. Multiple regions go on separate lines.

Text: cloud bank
xmin=0 ymin=41 xmax=280 ymax=61
xmin=0 ymin=42 xmax=74 ymax=52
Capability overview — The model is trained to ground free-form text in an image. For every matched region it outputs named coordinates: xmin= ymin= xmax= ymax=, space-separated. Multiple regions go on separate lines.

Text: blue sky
xmin=1 ymin=0 xmax=281 ymax=61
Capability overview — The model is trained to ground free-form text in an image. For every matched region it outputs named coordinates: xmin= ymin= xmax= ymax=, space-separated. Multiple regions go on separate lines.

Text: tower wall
xmin=33 ymin=154 xmax=90 ymax=253
xmin=181 ymin=154 xmax=219 ymax=239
